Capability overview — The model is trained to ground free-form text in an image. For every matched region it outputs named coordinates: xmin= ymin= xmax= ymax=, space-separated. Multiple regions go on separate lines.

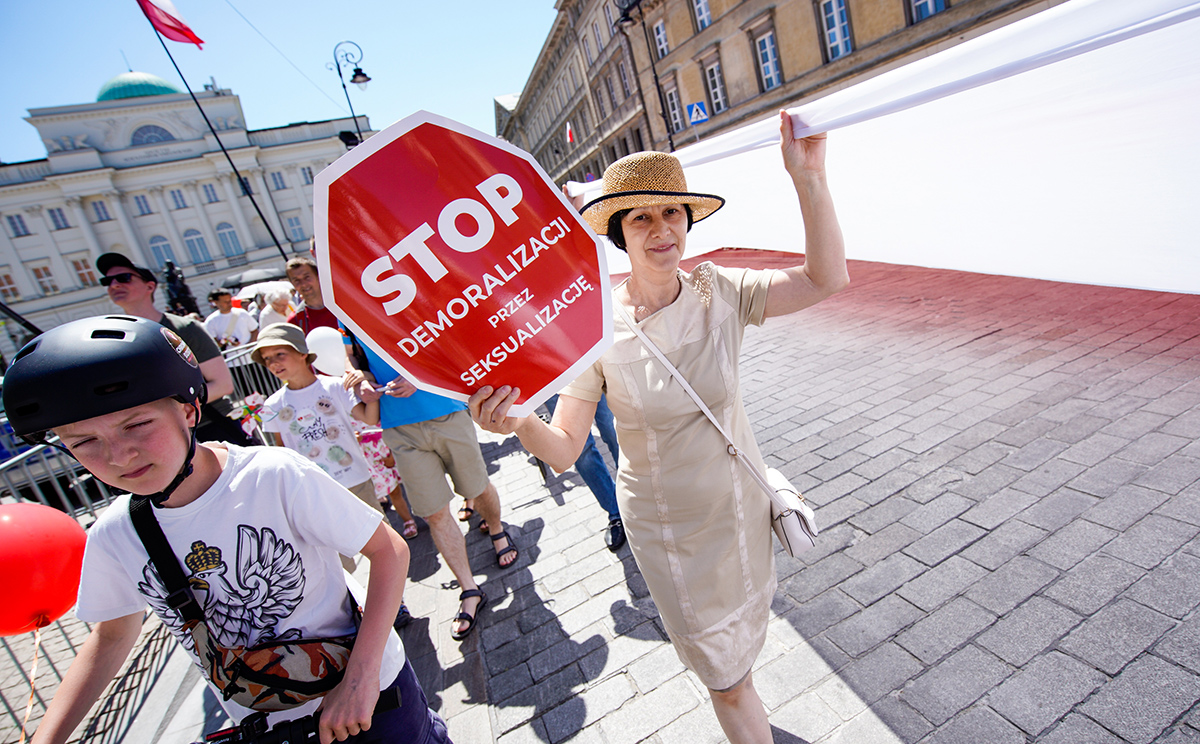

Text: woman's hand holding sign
xmin=468 ymin=385 xmax=524 ymax=436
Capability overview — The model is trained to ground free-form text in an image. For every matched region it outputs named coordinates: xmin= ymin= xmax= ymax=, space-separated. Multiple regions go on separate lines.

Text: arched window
xmin=147 ymin=235 xmax=176 ymax=269
xmin=183 ymin=229 xmax=212 ymax=264
xmin=216 ymin=222 xmax=244 ymax=257
xmin=130 ymin=125 xmax=176 ymax=147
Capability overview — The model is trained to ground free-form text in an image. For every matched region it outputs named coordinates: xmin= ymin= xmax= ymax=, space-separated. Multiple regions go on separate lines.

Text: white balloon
xmin=306 ymin=326 xmax=347 ymax=377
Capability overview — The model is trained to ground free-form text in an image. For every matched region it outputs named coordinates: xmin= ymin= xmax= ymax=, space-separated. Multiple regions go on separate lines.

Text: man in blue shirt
xmin=345 ymin=337 xmax=513 ymax=642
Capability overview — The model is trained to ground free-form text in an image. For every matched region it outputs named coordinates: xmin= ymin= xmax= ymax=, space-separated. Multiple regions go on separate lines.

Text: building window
xmin=693 ymin=0 xmax=712 ymax=30
xmin=71 ymin=256 xmax=98 ymax=287
xmin=239 ymin=177 xmax=253 ymax=196
xmin=604 ymin=4 xmax=614 ymax=32
xmin=30 ymin=264 xmax=58 ymax=295
xmin=594 ymin=86 xmax=608 ymax=119
xmin=605 ymin=76 xmax=619 ymax=110
xmin=202 ymin=183 xmax=220 ymax=203
xmin=134 ymin=194 xmax=152 ymax=216
xmin=618 ymin=62 xmax=632 ymax=97
xmin=6 ymin=214 xmax=30 ymax=237
xmin=653 ymin=21 xmax=669 ymax=59
xmin=593 ymin=22 xmax=603 ymax=50
xmin=147 ymin=235 xmax=176 ymax=270
xmin=912 ymin=0 xmax=946 ymax=21
xmin=130 ymin=125 xmax=175 ymax=147
xmin=169 ymin=189 xmax=187 ymax=209
xmin=665 ymin=88 xmax=684 ymax=133
xmin=705 ymin=60 xmax=729 ymax=114
xmin=300 ymin=166 xmax=315 ymax=185
xmin=756 ymin=31 xmax=783 ymax=90
xmin=183 ymin=229 xmax=213 ymax=270
xmin=91 ymin=200 xmax=111 ymax=222
xmin=270 ymin=171 xmax=287 ymax=190
xmin=633 ymin=128 xmax=644 ymax=151
xmin=286 ymin=215 xmax=306 ymax=243
xmin=216 ymin=222 xmax=244 ymax=259
xmin=48 ymin=207 xmax=70 ymax=230
xmin=569 ymin=65 xmax=579 ymax=90
xmin=583 ymin=37 xmax=594 ymax=66
xmin=821 ymin=0 xmax=853 ymax=60
xmin=0 ymin=269 xmax=19 ymax=301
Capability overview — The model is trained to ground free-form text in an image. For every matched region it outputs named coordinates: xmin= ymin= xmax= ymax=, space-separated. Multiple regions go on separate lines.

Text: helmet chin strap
xmin=149 ymin=405 xmax=200 ymax=507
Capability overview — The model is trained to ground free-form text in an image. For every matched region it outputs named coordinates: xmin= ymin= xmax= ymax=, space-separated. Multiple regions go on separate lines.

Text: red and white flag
xmin=565 ymin=121 xmax=575 ymax=144
xmin=137 ymin=0 xmax=204 ymax=48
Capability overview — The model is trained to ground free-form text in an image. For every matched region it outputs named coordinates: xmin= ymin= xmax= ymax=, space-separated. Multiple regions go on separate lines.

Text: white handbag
xmin=615 ymin=304 xmax=819 ymax=556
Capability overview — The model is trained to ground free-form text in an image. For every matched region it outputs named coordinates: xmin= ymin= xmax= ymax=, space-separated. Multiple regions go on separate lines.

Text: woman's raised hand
xmin=779 ymin=109 xmax=828 ymax=181
xmin=468 ymin=385 xmax=526 ymax=435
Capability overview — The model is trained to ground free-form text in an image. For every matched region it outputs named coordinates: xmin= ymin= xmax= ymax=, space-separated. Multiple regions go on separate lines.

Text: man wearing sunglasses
xmin=95 ymin=253 xmax=254 ymax=445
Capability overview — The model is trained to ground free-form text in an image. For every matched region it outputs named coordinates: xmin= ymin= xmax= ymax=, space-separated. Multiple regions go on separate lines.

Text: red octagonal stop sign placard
xmin=314 ymin=111 xmax=611 ymax=417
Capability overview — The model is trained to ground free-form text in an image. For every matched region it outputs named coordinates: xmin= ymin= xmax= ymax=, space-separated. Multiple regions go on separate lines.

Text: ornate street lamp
xmin=329 ymin=41 xmax=371 ymax=143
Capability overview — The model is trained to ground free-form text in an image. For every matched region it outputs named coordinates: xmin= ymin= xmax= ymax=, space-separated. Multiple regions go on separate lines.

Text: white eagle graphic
xmin=139 ymin=525 xmax=305 ymax=652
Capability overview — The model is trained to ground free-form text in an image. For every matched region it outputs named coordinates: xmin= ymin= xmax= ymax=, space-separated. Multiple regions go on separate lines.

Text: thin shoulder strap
xmin=128 ymin=497 xmax=204 ymax=623
xmin=614 ymin=303 xmax=778 ymax=499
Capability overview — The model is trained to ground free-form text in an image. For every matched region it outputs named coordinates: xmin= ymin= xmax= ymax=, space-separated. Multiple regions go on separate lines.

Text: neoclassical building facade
xmin=496 ymin=0 xmax=1065 ymax=185
xmin=0 ymin=71 xmax=368 ymax=361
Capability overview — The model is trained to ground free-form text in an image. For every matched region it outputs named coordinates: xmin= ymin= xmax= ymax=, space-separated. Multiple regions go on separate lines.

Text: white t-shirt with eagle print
xmin=75 ymin=444 xmax=403 ymax=725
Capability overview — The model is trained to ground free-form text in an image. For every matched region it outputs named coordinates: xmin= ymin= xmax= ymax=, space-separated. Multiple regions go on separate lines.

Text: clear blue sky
xmin=0 ymin=0 xmax=557 ymax=164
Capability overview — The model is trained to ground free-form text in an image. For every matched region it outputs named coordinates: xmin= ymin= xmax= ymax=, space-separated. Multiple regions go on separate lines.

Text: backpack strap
xmin=129 ymin=496 xmax=204 ymax=624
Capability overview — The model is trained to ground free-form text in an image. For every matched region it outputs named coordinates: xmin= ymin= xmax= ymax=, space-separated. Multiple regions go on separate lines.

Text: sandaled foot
xmin=401 ymin=519 xmax=418 ymax=540
xmin=479 ymin=519 xmax=489 ymax=534
xmin=490 ymin=529 xmax=519 ymax=569
xmin=457 ymin=501 xmax=475 ymax=521
xmin=451 ymin=589 xmax=486 ymax=641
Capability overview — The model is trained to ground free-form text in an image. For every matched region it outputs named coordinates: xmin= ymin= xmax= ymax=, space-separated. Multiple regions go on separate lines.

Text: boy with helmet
xmin=3 ymin=316 xmax=450 ymax=744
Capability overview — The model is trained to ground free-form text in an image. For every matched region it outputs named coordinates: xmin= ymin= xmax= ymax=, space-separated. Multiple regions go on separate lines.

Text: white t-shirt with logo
xmin=204 ymin=308 xmax=258 ymax=366
xmin=261 ymin=376 xmax=372 ymax=489
xmin=75 ymin=444 xmax=403 ymax=725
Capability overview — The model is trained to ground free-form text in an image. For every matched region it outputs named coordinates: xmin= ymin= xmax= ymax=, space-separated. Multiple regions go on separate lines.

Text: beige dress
xmin=561 ymin=261 xmax=777 ymax=690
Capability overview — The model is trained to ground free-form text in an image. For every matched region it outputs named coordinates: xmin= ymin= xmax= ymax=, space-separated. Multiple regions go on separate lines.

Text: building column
xmin=285 ymin=166 xmax=314 ymax=242
xmin=106 ymin=190 xmax=150 ymax=267
xmin=149 ymin=186 xmax=188 ymax=266
xmin=66 ymin=197 xmax=103 ymax=261
xmin=218 ymin=174 xmax=256 ymax=253
xmin=26 ymin=206 xmax=78 ymax=291
xmin=249 ymin=168 xmax=287 ymax=243
xmin=0 ymin=224 xmax=39 ymax=299
xmin=182 ymin=180 xmax=220 ymax=264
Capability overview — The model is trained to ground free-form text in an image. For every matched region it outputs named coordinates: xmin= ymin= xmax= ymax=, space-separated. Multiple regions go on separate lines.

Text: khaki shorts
xmin=381 ymin=410 xmax=489 ymax=519
xmin=347 ymin=479 xmax=384 ymax=515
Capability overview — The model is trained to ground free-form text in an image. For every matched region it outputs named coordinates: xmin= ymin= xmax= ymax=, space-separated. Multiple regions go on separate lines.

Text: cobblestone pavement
xmin=414 ymin=249 xmax=1200 ymax=744
xmin=9 ymin=248 xmax=1200 ymax=744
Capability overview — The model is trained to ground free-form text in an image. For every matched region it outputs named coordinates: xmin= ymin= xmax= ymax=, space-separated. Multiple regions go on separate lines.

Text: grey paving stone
xmin=1037 ymin=713 xmax=1124 ymax=744
xmin=1027 ymin=518 xmax=1118 ymax=570
xmin=843 ymin=522 xmax=921 ymax=566
xmin=988 ymin=651 xmax=1107 ymax=736
xmin=782 ymin=552 xmax=863 ymax=603
xmin=1157 ymin=490 xmax=1200 ymax=528
xmin=897 ymin=555 xmax=989 ymax=612
xmin=625 ymin=644 xmax=687 ymax=694
xmin=540 ymin=673 xmax=635 ymax=743
xmin=1001 ymin=438 xmax=1069 ymax=471
xmin=1010 ymin=458 xmax=1088 ymax=498
xmin=899 ymin=492 xmax=973 ymax=534
xmin=960 ymin=488 xmax=1039 ymax=530
xmin=826 ymin=595 xmax=923 ymax=658
xmin=965 ymin=555 xmax=1059 ymax=614
xmin=651 ymin=705 xmax=726 ymax=744
xmin=1048 ymin=413 xmax=1112 ymax=444
xmin=1017 ymin=489 xmax=1098 ymax=531
xmin=1085 ymin=484 xmax=1172 ymax=531
xmin=949 ymin=440 xmax=1013 ymax=476
xmin=595 ymin=675 xmax=701 ymax=743
xmin=895 ymin=597 xmax=996 ymax=665
xmin=1156 ymin=725 xmax=1200 ymax=744
xmin=1125 ymin=553 xmax=1200 ymax=619
xmin=492 ymin=663 xmax=585 ymax=735
xmin=1044 ymin=553 xmax=1144 ymax=615
xmin=762 ymin=691 xmax=842 ymax=743
xmin=898 ymin=466 xmax=967 ymax=503
xmin=841 ymin=553 xmax=925 ymax=606
xmin=1118 ymin=432 xmax=1191 ymax=466
xmin=903 ymin=519 xmax=987 ymax=566
xmin=949 ymin=462 xmax=1024 ymax=499
xmin=1157 ymin=616 xmax=1200 ymax=676
xmin=1080 ymin=655 xmax=1200 ymax=744
xmin=780 ymin=589 xmax=860 ymax=638
xmin=837 ymin=642 xmax=924 ymax=706
xmin=1058 ymin=432 xmax=1132 ymax=467
xmin=1070 ymin=458 xmax=1153 ymax=498
xmin=754 ymin=640 xmax=842 ymax=710
xmin=1059 ymin=599 xmax=1176 ymax=675
xmin=976 ymin=596 xmax=1082 ymax=666
xmin=848 ymin=495 xmax=920 ymax=534
xmin=902 ymin=646 xmax=1012 ymax=725
xmin=1136 ymin=455 xmax=1200 ymax=496
xmin=1104 ymin=513 xmax=1199 ymax=570
xmin=1099 ymin=410 xmax=1172 ymax=440
xmin=960 ymin=520 xmax=1048 ymax=571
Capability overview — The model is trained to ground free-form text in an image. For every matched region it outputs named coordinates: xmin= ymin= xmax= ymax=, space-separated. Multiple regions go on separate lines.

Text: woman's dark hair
xmin=605 ymin=204 xmax=694 ymax=252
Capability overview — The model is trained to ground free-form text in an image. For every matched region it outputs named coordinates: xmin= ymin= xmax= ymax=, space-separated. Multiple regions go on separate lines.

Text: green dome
xmin=96 ymin=72 xmax=183 ymax=102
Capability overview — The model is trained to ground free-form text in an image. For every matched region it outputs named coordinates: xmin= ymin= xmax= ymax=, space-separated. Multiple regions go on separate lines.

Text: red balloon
xmin=0 ymin=503 xmax=88 ymax=636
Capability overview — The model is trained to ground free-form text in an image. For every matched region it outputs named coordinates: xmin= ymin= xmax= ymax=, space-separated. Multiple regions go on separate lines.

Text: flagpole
xmin=145 ymin=21 xmax=290 ymax=263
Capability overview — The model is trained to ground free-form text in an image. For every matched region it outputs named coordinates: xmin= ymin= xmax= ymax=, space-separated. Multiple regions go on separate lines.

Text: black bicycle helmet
xmin=3 ymin=315 xmax=207 ymax=442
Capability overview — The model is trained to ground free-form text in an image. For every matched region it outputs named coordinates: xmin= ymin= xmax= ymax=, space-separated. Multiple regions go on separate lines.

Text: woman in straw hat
xmin=469 ymin=111 xmax=847 ymax=742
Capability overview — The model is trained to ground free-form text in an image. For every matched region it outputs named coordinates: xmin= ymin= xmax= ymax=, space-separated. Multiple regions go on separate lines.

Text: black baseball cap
xmin=95 ymin=253 xmax=156 ymax=283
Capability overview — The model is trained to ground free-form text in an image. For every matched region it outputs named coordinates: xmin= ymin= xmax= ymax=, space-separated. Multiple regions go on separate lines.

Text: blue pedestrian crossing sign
xmin=686 ymin=102 xmax=709 ymax=125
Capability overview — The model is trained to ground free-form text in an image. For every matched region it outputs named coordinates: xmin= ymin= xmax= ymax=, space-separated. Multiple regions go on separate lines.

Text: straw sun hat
xmin=580 ymin=151 xmax=725 ymax=235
